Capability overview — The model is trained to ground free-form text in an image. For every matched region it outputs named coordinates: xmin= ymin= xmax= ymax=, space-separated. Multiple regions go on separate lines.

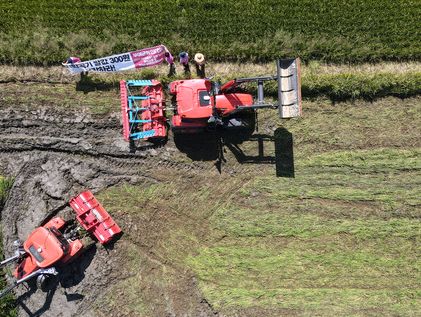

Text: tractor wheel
xmin=36 ymin=274 xmax=58 ymax=292
xmin=223 ymin=111 xmax=256 ymax=143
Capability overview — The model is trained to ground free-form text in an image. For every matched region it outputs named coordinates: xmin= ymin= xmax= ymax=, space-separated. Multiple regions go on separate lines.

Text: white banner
xmin=62 ymin=45 xmax=167 ymax=74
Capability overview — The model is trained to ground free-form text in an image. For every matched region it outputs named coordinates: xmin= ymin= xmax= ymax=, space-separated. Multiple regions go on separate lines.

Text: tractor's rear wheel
xmin=223 ymin=111 xmax=256 ymax=143
xmin=37 ymin=274 xmax=58 ymax=292
xmin=224 ymin=111 xmax=256 ymax=130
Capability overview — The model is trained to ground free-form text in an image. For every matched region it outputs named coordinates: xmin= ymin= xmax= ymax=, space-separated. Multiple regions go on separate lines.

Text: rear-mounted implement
xmin=120 ymin=80 xmax=167 ymax=143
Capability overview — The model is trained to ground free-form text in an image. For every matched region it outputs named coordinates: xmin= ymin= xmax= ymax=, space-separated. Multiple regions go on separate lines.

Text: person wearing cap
xmin=63 ymin=56 xmax=81 ymax=64
xmin=179 ymin=51 xmax=190 ymax=76
xmin=63 ymin=56 xmax=88 ymax=80
xmin=164 ymin=50 xmax=176 ymax=76
xmin=194 ymin=53 xmax=206 ymax=78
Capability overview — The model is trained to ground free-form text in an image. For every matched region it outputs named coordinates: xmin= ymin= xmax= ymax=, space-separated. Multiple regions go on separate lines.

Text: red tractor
xmin=120 ymin=58 xmax=301 ymax=146
xmin=0 ymin=191 xmax=121 ymax=298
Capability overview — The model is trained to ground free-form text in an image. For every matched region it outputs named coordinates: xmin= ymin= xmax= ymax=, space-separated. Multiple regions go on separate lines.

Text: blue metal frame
xmin=125 ymin=80 xmax=156 ymax=140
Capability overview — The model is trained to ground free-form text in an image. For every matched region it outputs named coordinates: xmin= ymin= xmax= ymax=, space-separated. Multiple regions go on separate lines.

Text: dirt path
xmin=0 ymin=105 xmax=218 ymax=316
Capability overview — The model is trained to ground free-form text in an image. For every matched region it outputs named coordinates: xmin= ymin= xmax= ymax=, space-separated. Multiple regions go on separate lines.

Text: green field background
xmin=0 ymin=0 xmax=420 ymax=64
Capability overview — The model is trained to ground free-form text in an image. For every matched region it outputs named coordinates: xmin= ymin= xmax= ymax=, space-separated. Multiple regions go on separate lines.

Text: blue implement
xmin=130 ymin=130 xmax=157 ymax=139
xmin=120 ymin=80 xmax=167 ymax=142
xmin=126 ymin=80 xmax=154 ymax=87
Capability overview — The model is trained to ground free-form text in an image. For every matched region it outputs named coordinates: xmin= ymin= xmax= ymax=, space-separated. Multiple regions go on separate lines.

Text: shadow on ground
xmin=173 ymin=127 xmax=295 ymax=177
xmin=75 ymin=75 xmax=117 ymax=93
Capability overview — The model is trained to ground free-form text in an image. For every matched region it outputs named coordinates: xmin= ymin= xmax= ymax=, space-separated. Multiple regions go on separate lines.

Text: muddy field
xmin=0 ymin=66 xmax=289 ymax=316
xmin=0 ymin=76 xmax=280 ymax=316
xmin=0 ymin=97 xmax=226 ymax=316
xmin=1 ymin=73 xmax=420 ymax=317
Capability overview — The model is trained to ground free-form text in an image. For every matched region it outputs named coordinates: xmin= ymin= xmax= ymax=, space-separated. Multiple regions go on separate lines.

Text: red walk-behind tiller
xmin=0 ymin=191 xmax=121 ymax=298
xmin=120 ymin=58 xmax=301 ymax=144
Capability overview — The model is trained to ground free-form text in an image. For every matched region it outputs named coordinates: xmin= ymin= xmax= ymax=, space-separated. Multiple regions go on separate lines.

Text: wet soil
xmin=0 ymin=104 xmax=219 ymax=317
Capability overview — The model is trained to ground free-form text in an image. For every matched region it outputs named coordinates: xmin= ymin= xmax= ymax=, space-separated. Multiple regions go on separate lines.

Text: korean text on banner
xmin=63 ymin=45 xmax=167 ymax=74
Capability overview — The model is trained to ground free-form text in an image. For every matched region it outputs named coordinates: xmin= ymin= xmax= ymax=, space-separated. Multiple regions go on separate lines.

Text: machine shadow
xmin=274 ymin=127 xmax=295 ymax=178
xmin=129 ymin=139 xmax=168 ymax=154
xmin=58 ymin=244 xmax=97 ymax=289
xmin=224 ymin=134 xmax=276 ymax=164
xmin=18 ymin=285 xmax=57 ymax=317
xmin=173 ymin=127 xmax=295 ymax=177
xmin=75 ymin=75 xmax=117 ymax=93
xmin=173 ymin=132 xmax=221 ymax=161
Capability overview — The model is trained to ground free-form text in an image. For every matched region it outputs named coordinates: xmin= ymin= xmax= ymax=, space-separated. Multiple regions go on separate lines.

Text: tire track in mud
xmin=0 ymin=145 xmax=211 ymax=178
xmin=0 ymin=106 xmax=220 ymax=317
xmin=0 ymin=105 xmax=265 ymax=174
xmin=0 ymin=106 xmax=212 ymax=173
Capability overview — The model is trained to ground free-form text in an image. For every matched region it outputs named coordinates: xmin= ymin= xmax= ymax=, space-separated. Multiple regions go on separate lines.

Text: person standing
xmin=194 ymin=53 xmax=206 ymax=78
xmin=179 ymin=51 xmax=190 ymax=76
xmin=66 ymin=56 xmax=81 ymax=64
xmin=164 ymin=50 xmax=176 ymax=76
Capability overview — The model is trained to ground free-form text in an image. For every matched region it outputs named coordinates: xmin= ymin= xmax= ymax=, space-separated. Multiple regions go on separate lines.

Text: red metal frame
xmin=69 ymin=190 xmax=121 ymax=245
xmin=140 ymin=82 xmax=167 ymax=139
xmin=120 ymin=80 xmax=130 ymax=141
xmin=120 ymin=80 xmax=167 ymax=142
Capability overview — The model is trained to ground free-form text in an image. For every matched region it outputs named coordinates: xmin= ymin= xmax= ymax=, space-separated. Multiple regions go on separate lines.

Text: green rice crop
xmin=0 ymin=0 xmax=420 ymax=65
